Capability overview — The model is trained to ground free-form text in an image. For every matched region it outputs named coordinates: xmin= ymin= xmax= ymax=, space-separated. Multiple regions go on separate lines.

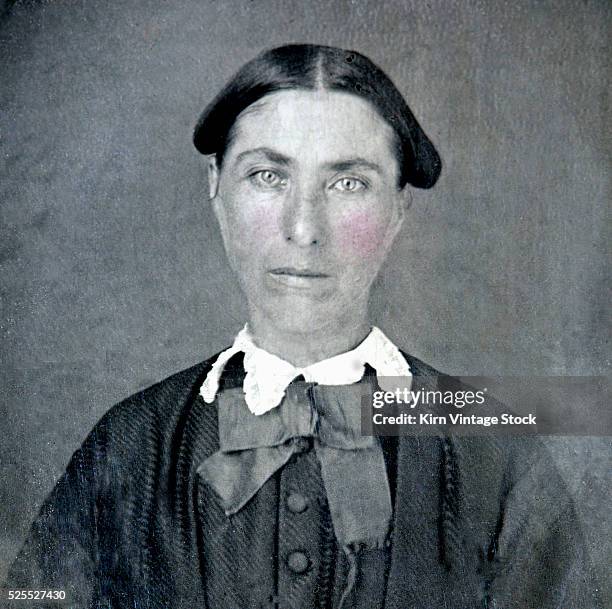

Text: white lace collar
xmin=200 ymin=325 xmax=412 ymax=415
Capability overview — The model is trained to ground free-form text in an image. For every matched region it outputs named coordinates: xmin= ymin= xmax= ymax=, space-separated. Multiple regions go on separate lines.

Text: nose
xmin=282 ymin=185 xmax=324 ymax=247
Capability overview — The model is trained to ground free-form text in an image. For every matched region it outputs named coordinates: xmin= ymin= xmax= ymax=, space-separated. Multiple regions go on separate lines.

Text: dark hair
xmin=193 ymin=44 xmax=441 ymax=189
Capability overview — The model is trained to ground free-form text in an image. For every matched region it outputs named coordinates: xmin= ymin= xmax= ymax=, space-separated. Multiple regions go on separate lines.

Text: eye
xmin=249 ymin=169 xmax=286 ymax=189
xmin=330 ymin=177 xmax=368 ymax=193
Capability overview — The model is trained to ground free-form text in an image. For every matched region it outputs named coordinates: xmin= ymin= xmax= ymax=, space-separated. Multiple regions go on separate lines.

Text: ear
xmin=207 ymin=155 xmax=220 ymax=199
xmin=207 ymin=156 xmax=230 ymax=248
xmin=398 ymin=184 xmax=413 ymax=216
xmin=387 ymin=186 xmax=411 ymax=240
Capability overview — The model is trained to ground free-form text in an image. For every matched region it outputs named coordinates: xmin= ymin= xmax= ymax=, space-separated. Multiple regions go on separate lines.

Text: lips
xmin=269 ymin=267 xmax=330 ymax=278
xmin=268 ymin=267 xmax=331 ymax=289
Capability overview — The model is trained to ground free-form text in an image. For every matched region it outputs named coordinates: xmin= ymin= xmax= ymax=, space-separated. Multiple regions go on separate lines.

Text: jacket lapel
xmin=385 ymin=435 xmax=455 ymax=608
xmin=384 ymin=437 xmax=485 ymax=608
xmin=192 ymin=358 xmax=278 ymax=609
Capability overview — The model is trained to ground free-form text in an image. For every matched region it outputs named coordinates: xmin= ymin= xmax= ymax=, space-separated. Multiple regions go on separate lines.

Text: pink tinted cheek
xmin=337 ymin=211 xmax=388 ymax=258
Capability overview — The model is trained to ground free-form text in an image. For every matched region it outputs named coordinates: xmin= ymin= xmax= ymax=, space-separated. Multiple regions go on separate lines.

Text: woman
xmin=7 ymin=44 xmax=599 ymax=609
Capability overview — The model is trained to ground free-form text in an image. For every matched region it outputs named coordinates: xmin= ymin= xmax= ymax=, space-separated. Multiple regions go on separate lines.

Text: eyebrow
xmin=324 ymin=158 xmax=383 ymax=174
xmin=234 ymin=149 xmax=383 ymax=175
xmin=235 ymin=147 xmax=292 ymax=166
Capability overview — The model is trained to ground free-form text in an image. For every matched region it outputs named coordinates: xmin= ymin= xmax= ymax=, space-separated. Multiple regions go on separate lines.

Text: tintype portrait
xmin=1 ymin=2 xmax=609 ymax=608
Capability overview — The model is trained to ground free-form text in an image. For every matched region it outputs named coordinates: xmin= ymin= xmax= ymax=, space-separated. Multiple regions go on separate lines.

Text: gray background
xmin=1 ymin=0 xmax=610 ymax=600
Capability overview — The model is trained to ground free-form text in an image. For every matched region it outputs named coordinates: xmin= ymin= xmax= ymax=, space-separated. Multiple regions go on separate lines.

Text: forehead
xmin=225 ymin=89 xmax=398 ymax=168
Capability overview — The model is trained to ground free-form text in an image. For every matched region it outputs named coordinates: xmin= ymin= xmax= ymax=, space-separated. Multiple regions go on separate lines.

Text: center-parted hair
xmin=193 ymin=44 xmax=441 ymax=189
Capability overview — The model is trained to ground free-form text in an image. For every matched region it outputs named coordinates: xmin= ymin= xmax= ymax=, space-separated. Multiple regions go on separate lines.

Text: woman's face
xmin=209 ymin=89 xmax=409 ymax=335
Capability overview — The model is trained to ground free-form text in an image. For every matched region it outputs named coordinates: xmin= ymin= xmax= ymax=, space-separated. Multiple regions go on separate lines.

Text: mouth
xmin=268 ymin=267 xmax=331 ymax=288
xmin=270 ymin=267 xmax=329 ymax=278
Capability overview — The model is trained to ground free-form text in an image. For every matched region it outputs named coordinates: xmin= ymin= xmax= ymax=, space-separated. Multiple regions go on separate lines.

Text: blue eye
xmin=330 ymin=177 xmax=368 ymax=193
xmin=250 ymin=169 xmax=286 ymax=188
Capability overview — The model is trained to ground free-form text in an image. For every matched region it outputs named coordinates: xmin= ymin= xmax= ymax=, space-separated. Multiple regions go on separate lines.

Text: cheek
xmin=336 ymin=211 xmax=390 ymax=259
xmin=249 ymin=207 xmax=281 ymax=237
xmin=231 ymin=205 xmax=282 ymax=250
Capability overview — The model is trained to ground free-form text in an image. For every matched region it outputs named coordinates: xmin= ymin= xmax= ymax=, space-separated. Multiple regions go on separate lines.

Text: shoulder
xmin=102 ymin=352 xmax=219 ymax=425
xmin=75 ymin=352 xmax=224 ymax=470
xmin=398 ymin=350 xmax=565 ymax=497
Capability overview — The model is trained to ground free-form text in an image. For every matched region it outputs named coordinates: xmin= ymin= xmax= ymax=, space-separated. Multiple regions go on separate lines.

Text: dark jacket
xmin=6 ymin=351 xmax=601 ymax=608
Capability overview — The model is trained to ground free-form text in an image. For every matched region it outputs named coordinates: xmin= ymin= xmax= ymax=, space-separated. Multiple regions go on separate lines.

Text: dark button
xmin=286 ymin=551 xmax=310 ymax=574
xmin=286 ymin=492 xmax=308 ymax=513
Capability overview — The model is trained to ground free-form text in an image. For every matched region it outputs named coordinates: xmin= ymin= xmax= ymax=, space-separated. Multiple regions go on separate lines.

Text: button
xmin=286 ymin=551 xmax=310 ymax=574
xmin=286 ymin=492 xmax=308 ymax=513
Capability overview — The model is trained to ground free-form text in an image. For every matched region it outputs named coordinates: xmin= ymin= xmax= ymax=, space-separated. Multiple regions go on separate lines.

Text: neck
xmin=248 ymin=312 xmax=372 ymax=367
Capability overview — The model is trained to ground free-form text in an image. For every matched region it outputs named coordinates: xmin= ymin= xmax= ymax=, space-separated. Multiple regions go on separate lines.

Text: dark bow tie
xmin=198 ymin=374 xmax=392 ymax=553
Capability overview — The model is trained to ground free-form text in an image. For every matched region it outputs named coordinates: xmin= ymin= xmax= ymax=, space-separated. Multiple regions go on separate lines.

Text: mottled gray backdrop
xmin=1 ymin=0 xmax=610 ymax=599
